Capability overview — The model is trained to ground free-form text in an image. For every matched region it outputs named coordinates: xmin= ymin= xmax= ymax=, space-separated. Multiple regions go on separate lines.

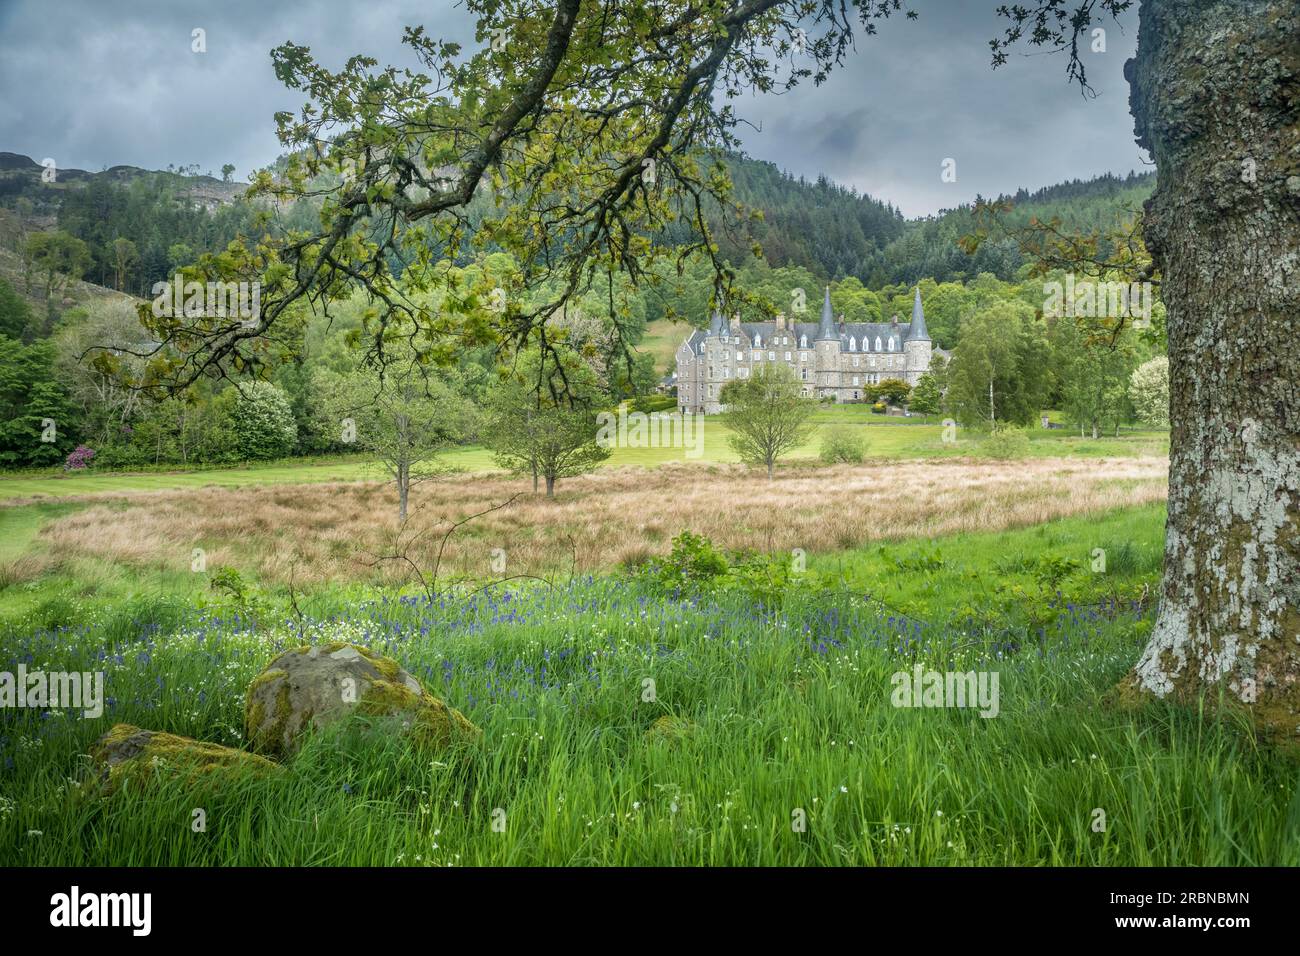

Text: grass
xmin=1 ymin=520 xmax=1295 ymax=865
xmin=4 ymin=457 xmax=1167 ymax=589
xmin=0 ymin=415 xmax=1169 ymax=503
xmin=639 ymin=318 xmax=697 ymax=377
xmin=8 ymin=443 xmax=1272 ymax=868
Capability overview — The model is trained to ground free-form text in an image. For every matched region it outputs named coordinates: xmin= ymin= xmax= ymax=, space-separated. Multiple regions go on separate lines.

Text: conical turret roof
xmin=816 ymin=286 xmax=837 ymax=341
xmin=906 ymin=286 xmax=930 ymax=342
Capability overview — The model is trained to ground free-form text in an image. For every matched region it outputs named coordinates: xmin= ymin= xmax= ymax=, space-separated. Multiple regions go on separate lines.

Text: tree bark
xmin=1120 ymin=0 xmax=1300 ymax=742
xmin=545 ymin=475 xmax=556 ymax=497
xmin=397 ymin=459 xmax=409 ymax=521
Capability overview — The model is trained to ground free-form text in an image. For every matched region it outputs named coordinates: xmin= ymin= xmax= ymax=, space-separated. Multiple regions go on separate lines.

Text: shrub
xmin=651 ymin=530 xmax=729 ymax=588
xmin=1129 ymin=356 xmax=1170 ymax=427
xmin=231 ymin=382 xmax=298 ymax=461
xmin=871 ymin=402 xmax=887 ymax=414
xmin=819 ymin=426 xmax=867 ymax=464
xmin=982 ymin=424 xmax=1031 ymax=459
xmin=64 ymin=444 xmax=96 ymax=470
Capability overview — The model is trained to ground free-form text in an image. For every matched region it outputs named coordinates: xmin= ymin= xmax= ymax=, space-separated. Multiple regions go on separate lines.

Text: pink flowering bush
xmin=64 ymin=445 xmax=96 ymax=470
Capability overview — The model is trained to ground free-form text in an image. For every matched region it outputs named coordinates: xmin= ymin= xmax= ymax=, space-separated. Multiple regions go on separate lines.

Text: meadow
xmin=3 ymin=422 xmax=1295 ymax=867
xmin=2 ymin=501 xmax=1297 ymax=866
xmin=0 ymin=413 xmax=1170 ymax=504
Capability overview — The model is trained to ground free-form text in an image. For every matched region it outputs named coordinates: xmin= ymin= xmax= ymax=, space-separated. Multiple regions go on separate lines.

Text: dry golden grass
xmin=34 ymin=458 xmax=1167 ymax=586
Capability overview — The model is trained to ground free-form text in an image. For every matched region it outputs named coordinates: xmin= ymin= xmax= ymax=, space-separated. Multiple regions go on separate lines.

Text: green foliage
xmin=819 ymin=425 xmax=867 ymax=464
xmin=484 ymin=348 xmax=611 ymax=496
xmin=875 ymin=377 xmax=911 ymax=406
xmin=1128 ymin=356 xmax=1170 ymax=428
xmin=720 ymin=364 xmax=816 ymax=478
xmin=232 ymin=381 xmax=298 ymax=461
xmin=0 ymin=336 xmax=78 ymax=467
xmin=980 ymin=423 xmax=1031 ymax=460
xmin=908 ymin=370 xmax=943 ymax=419
xmin=650 ymin=530 xmax=730 ymax=589
xmin=204 ymin=566 xmax=274 ymax=624
xmin=946 ymin=300 xmax=1051 ymax=427
xmin=645 ymin=530 xmax=809 ymax=609
xmin=0 ymin=278 xmax=32 ymax=340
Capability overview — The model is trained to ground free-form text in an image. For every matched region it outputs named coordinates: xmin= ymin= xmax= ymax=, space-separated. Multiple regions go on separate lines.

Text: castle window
xmin=849 ymin=336 xmax=856 ymax=351
xmin=754 ymin=334 xmax=762 ymax=347
xmin=785 ymin=351 xmax=792 ymax=361
xmin=753 ymin=350 xmax=761 ymax=361
xmin=735 ymin=351 xmax=742 ymax=362
xmin=853 ymin=376 xmax=860 ymax=386
xmin=875 ymin=337 xmax=882 ymax=351
xmin=888 ymin=337 xmax=896 ymax=351
xmin=852 ymin=356 xmax=859 ymax=367
xmin=801 ymin=368 xmax=808 ymax=380
xmin=800 ymin=335 xmax=808 ymax=348
xmin=768 ymin=351 xmax=776 ymax=362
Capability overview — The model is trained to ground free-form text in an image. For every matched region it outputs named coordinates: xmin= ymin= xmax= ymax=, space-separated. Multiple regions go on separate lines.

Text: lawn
xmin=2 ymin=501 xmax=1295 ymax=866
xmin=0 ymin=413 xmax=1169 ymax=503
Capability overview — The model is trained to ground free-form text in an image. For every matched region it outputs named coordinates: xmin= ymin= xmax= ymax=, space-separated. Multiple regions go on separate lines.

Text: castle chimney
xmin=775 ymin=312 xmax=787 ymax=330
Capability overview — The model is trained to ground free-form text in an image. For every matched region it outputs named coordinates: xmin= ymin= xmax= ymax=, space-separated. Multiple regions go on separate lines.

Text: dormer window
xmin=888 ymin=337 xmax=896 ymax=351
xmin=754 ymin=334 xmax=762 ymax=347
xmin=875 ymin=336 xmax=882 ymax=351
xmin=800 ymin=335 xmax=808 ymax=348
xmin=849 ymin=336 xmax=856 ymax=351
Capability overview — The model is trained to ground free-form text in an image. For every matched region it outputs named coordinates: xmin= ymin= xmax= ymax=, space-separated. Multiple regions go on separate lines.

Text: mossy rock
xmin=645 ymin=715 xmax=698 ymax=745
xmin=87 ymin=723 xmax=279 ymax=796
xmin=244 ymin=642 xmax=481 ymax=759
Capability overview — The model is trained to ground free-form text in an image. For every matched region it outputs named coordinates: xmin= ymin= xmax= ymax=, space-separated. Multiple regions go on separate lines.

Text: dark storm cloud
xmin=737 ymin=0 xmax=1147 ymax=214
xmin=0 ymin=0 xmax=1146 ymax=215
xmin=0 ymin=0 xmax=476 ymax=180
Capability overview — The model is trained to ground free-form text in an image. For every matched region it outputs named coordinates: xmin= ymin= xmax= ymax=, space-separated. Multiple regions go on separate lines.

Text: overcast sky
xmin=0 ymin=0 xmax=1147 ymax=218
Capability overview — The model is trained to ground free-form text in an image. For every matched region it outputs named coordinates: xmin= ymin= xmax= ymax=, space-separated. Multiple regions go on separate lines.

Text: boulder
xmin=88 ymin=723 xmax=278 ymax=795
xmin=645 ymin=715 xmax=698 ymax=745
xmin=244 ymin=642 xmax=480 ymax=759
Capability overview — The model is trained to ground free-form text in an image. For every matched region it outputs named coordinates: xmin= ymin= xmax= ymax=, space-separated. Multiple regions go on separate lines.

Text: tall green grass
xmin=1 ymin=559 xmax=1294 ymax=866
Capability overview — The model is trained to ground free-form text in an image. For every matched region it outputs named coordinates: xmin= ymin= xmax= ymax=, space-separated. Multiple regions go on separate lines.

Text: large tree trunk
xmin=1120 ymin=0 xmax=1299 ymax=742
xmin=545 ymin=475 xmax=555 ymax=497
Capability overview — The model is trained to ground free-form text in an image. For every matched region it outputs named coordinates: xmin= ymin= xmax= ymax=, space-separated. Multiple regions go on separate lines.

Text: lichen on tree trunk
xmin=1120 ymin=0 xmax=1300 ymax=742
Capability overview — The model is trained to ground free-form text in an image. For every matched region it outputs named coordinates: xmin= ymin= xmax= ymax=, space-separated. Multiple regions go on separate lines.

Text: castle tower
xmin=903 ymin=286 xmax=932 ymax=385
xmin=814 ymin=286 xmax=841 ymax=399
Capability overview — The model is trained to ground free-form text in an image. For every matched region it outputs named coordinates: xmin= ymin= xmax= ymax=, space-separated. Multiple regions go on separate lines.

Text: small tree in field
xmin=720 ymin=364 xmax=815 ymax=479
xmin=1129 ymin=356 xmax=1170 ymax=428
xmin=484 ymin=351 xmax=610 ymax=498
xmin=318 ymin=357 xmax=474 ymax=520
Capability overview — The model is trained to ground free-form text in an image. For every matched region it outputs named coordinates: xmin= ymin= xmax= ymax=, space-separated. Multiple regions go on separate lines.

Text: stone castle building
xmin=675 ymin=286 xmax=935 ymax=414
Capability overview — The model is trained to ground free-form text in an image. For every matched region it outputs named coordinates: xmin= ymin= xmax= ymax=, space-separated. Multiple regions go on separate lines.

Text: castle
xmin=675 ymin=286 xmax=935 ymax=414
